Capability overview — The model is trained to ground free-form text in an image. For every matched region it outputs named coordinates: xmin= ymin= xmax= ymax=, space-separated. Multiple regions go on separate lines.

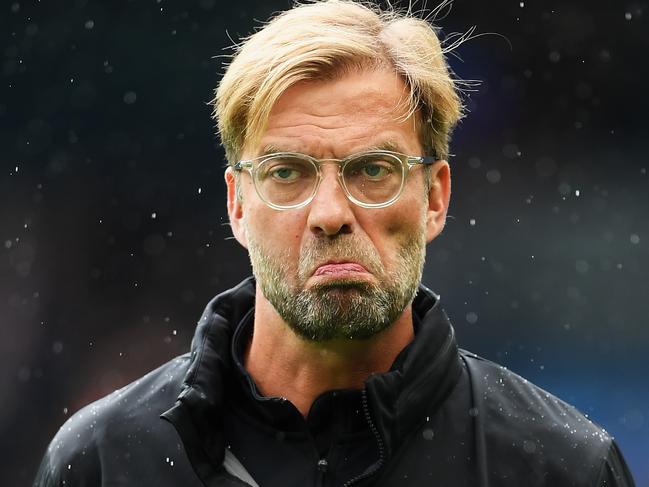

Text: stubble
xmin=246 ymin=225 xmax=427 ymax=342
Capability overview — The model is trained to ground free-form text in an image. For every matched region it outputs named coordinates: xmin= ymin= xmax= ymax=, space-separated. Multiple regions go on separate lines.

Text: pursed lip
xmin=312 ymin=260 xmax=370 ymax=277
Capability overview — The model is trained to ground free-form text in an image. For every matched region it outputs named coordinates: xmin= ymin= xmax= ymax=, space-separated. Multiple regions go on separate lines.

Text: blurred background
xmin=1 ymin=0 xmax=647 ymax=484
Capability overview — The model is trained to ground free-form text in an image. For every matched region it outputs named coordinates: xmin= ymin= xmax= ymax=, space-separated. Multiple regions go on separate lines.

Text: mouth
xmin=312 ymin=261 xmax=371 ymax=278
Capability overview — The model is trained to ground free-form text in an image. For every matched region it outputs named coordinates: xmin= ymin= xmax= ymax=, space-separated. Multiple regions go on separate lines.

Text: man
xmin=34 ymin=1 xmax=635 ymax=486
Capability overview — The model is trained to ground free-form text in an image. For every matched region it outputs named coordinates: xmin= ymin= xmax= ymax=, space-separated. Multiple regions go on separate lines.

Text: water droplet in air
xmin=123 ymin=91 xmax=137 ymax=104
xmin=466 ymin=312 xmax=478 ymax=324
xmin=575 ymin=260 xmax=589 ymax=274
xmin=486 ymin=169 xmax=501 ymax=184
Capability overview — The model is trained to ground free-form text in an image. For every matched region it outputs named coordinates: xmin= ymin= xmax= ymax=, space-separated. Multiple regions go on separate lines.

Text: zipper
xmin=342 ymin=389 xmax=385 ymax=486
xmin=316 ymin=457 xmax=328 ymax=487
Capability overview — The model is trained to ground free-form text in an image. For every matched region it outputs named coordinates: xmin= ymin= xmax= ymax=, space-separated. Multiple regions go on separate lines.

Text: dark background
xmin=1 ymin=0 xmax=647 ymax=484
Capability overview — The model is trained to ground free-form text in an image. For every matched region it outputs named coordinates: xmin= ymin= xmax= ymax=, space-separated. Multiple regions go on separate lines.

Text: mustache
xmin=297 ymin=235 xmax=383 ymax=279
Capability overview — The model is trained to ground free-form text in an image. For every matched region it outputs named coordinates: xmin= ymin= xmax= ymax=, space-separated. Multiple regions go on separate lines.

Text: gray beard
xmin=246 ymin=230 xmax=426 ymax=341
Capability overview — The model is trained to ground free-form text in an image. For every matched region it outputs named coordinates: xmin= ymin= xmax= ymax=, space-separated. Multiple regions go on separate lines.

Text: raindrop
xmin=466 ymin=312 xmax=478 ymax=324
xmin=502 ymin=144 xmax=519 ymax=159
xmin=630 ymin=234 xmax=640 ymax=245
xmin=151 ymin=212 xmax=157 ymax=219
xmin=422 ymin=428 xmax=435 ymax=440
xmin=52 ymin=341 xmax=63 ymax=354
xmin=625 ymin=12 xmax=632 ymax=20
xmin=123 ymin=91 xmax=137 ymax=104
xmin=575 ymin=260 xmax=589 ymax=274
xmin=469 ymin=218 xmax=476 ymax=226
xmin=486 ymin=169 xmax=501 ymax=184
xmin=523 ymin=440 xmax=537 ymax=453
xmin=468 ymin=157 xmax=481 ymax=169
xmin=84 ymin=20 xmax=95 ymax=30
xmin=549 ymin=51 xmax=561 ymax=63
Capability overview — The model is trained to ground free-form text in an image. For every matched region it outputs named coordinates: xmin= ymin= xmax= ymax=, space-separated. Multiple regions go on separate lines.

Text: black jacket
xmin=34 ymin=277 xmax=635 ymax=486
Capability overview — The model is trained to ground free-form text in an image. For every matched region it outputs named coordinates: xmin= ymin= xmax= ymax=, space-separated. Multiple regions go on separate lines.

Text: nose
xmin=307 ymin=165 xmax=355 ymax=237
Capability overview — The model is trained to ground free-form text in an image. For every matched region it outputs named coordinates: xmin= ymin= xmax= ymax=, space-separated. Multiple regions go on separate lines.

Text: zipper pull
xmin=317 ymin=458 xmax=328 ymax=473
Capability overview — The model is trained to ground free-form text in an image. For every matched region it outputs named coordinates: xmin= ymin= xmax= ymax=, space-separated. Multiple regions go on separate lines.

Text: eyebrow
xmin=257 ymin=141 xmax=408 ymax=158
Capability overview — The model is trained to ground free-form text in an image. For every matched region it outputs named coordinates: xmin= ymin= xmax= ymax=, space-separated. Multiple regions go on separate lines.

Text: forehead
xmin=246 ymin=68 xmax=422 ymax=158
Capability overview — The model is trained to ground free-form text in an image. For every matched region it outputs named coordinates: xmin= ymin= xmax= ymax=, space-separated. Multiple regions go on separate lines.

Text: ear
xmin=225 ymin=167 xmax=248 ymax=249
xmin=425 ymin=160 xmax=451 ymax=243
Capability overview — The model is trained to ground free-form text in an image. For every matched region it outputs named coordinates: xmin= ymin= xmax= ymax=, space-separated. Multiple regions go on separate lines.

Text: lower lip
xmin=313 ymin=263 xmax=369 ymax=277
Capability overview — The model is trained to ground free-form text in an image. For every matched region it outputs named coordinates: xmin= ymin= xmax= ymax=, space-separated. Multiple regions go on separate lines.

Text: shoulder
xmin=34 ymin=354 xmax=190 ymax=486
xmin=460 ymin=350 xmax=632 ymax=486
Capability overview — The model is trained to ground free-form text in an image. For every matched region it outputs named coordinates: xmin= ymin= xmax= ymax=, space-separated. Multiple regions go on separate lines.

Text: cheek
xmin=383 ymin=198 xmax=427 ymax=236
xmin=371 ymin=202 xmax=427 ymax=262
xmin=245 ymin=207 xmax=305 ymax=255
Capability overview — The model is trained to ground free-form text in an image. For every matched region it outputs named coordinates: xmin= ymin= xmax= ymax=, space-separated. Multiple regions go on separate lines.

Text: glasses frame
xmin=233 ymin=149 xmax=438 ymax=210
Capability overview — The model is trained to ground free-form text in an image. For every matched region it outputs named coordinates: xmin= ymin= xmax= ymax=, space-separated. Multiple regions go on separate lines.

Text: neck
xmin=244 ymin=284 xmax=415 ymax=416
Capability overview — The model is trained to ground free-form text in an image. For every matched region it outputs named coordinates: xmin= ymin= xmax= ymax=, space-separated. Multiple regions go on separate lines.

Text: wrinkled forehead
xmin=243 ymin=68 xmax=423 ymax=159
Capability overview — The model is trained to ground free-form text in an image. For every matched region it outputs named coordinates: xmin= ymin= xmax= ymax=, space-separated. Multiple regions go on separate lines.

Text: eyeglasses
xmin=233 ymin=150 xmax=437 ymax=210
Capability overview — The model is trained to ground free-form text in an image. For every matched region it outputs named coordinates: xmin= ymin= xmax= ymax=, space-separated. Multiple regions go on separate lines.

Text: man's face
xmin=227 ymin=68 xmax=450 ymax=341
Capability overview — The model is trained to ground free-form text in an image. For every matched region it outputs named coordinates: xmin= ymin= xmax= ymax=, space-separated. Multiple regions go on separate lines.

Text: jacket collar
xmin=162 ymin=277 xmax=462 ymax=484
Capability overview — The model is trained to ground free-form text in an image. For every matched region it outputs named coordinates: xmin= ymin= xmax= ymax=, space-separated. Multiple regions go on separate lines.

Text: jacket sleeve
xmin=33 ymin=418 xmax=102 ymax=487
xmin=594 ymin=440 xmax=636 ymax=487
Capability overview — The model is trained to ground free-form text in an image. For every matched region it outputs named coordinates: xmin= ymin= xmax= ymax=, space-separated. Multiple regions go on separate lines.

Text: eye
xmin=350 ymin=158 xmax=394 ymax=180
xmin=361 ymin=162 xmax=391 ymax=178
xmin=270 ymin=166 xmax=301 ymax=182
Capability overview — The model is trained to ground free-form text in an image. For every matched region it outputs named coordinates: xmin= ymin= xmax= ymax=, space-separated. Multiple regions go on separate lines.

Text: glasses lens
xmin=255 ymin=155 xmax=318 ymax=207
xmin=342 ymin=153 xmax=404 ymax=205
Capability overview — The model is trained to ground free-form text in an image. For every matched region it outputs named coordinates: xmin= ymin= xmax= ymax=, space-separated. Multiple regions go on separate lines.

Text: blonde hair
xmin=213 ymin=0 xmax=463 ymax=165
